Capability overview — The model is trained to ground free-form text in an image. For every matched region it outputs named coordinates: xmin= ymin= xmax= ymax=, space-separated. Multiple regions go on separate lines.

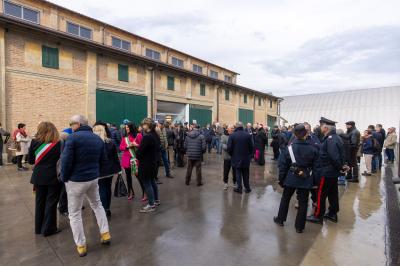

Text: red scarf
xmin=13 ymin=128 xmax=27 ymax=140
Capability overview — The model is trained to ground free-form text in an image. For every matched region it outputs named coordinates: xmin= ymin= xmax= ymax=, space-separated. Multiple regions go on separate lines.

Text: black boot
xmin=307 ymin=215 xmax=323 ymax=224
xmin=324 ymin=213 xmax=338 ymax=223
xmin=273 ymin=216 xmax=284 ymax=226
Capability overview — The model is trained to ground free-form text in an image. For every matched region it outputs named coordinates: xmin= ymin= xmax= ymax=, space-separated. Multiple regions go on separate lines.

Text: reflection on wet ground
xmin=0 ymin=151 xmax=389 ymax=265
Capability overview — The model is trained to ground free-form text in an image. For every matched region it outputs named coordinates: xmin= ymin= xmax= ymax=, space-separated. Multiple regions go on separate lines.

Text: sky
xmin=50 ymin=0 xmax=400 ymax=97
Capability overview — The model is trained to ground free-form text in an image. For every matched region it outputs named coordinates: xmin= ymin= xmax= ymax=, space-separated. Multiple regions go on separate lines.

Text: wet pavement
xmin=0 ymin=151 xmax=389 ymax=265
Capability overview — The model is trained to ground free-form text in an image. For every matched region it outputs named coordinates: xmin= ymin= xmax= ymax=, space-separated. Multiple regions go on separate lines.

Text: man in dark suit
xmin=227 ymin=122 xmax=254 ymax=194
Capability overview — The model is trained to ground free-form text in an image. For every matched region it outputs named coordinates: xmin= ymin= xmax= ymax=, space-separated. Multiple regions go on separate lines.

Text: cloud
xmin=258 ymin=25 xmax=400 ymax=77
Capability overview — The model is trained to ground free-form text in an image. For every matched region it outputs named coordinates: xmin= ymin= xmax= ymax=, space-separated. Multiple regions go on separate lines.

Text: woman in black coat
xmin=136 ymin=118 xmax=160 ymax=213
xmin=255 ymin=127 xmax=267 ymax=165
xmin=93 ymin=122 xmax=121 ymax=217
xmin=28 ymin=121 xmax=62 ymax=237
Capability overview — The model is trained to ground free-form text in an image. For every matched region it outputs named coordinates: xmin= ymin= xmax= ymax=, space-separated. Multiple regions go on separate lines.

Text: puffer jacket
xmin=221 ymin=134 xmax=231 ymax=160
xmin=60 ymin=125 xmax=106 ymax=182
xmin=184 ymin=129 xmax=206 ymax=160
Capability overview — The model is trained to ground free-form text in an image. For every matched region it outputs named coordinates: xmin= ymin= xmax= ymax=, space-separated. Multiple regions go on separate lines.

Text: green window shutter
xmin=42 ymin=46 xmax=59 ymax=69
xmin=118 ymin=64 xmax=129 ymax=82
xmin=167 ymin=76 xmax=175 ymax=90
xmin=244 ymin=94 xmax=247 ymax=103
xmin=200 ymin=84 xmax=206 ymax=96
xmin=225 ymin=89 xmax=229 ymax=100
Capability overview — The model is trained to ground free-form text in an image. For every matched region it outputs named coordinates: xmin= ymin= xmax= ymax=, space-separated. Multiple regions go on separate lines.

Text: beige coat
xmin=16 ymin=132 xmax=31 ymax=156
xmin=384 ymin=132 xmax=397 ymax=149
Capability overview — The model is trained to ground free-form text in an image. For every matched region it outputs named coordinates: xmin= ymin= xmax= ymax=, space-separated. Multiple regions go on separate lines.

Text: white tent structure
xmin=280 ymin=86 xmax=400 ymax=132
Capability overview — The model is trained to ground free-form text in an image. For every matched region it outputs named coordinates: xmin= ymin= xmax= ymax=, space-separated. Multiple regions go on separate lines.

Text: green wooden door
xmin=96 ymin=89 xmax=147 ymax=126
xmin=267 ymin=115 xmax=277 ymax=128
xmin=238 ymin=108 xmax=254 ymax=125
xmin=189 ymin=105 xmax=212 ymax=127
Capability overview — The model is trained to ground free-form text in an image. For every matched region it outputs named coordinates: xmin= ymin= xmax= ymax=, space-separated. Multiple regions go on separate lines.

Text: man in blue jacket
xmin=307 ymin=117 xmax=348 ymax=224
xmin=273 ymin=124 xmax=319 ymax=233
xmin=227 ymin=122 xmax=254 ymax=194
xmin=61 ymin=115 xmax=110 ymax=257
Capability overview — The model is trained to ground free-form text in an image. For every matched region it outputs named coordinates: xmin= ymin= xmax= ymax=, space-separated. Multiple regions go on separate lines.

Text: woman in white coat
xmin=14 ymin=123 xmax=31 ymax=171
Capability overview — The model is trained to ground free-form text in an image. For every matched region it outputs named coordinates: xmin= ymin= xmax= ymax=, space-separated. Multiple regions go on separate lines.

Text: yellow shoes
xmin=77 ymin=245 xmax=87 ymax=257
xmin=76 ymin=232 xmax=110 ymax=257
xmin=101 ymin=232 xmax=111 ymax=245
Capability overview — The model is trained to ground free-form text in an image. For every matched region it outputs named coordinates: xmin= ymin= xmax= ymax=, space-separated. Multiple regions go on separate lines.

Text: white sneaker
xmin=223 ymin=183 xmax=229 ymax=190
xmin=139 ymin=204 xmax=156 ymax=213
xmin=232 ymin=183 xmax=238 ymax=189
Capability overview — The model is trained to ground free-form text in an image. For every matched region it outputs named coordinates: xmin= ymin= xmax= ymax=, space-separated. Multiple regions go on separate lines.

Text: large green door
xmin=96 ymin=89 xmax=147 ymax=126
xmin=267 ymin=115 xmax=277 ymax=128
xmin=189 ymin=105 xmax=212 ymax=127
xmin=238 ymin=108 xmax=254 ymax=125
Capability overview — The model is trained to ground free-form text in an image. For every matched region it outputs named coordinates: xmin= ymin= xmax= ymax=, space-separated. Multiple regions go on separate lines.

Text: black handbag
xmin=114 ymin=173 xmax=128 ymax=198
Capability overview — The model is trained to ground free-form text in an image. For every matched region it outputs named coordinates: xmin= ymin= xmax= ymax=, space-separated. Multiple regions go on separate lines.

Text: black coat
xmin=99 ymin=141 xmax=121 ymax=178
xmin=29 ymin=140 xmax=61 ymax=186
xmin=227 ymin=127 xmax=254 ymax=168
xmin=318 ymin=130 xmax=345 ymax=179
xmin=255 ymin=129 xmax=267 ymax=150
xmin=279 ymin=138 xmax=319 ymax=189
xmin=136 ymin=131 xmax=160 ymax=170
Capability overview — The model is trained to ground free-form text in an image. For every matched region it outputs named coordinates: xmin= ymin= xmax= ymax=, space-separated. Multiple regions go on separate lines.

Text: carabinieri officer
xmin=307 ymin=117 xmax=349 ymax=224
xmin=273 ymin=124 xmax=319 ymax=233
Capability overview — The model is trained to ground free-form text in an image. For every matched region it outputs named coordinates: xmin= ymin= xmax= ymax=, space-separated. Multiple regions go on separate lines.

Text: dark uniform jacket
xmin=318 ymin=130 xmax=345 ymax=179
xmin=29 ymin=140 xmax=61 ymax=186
xmin=278 ymin=138 xmax=319 ymax=189
xmin=227 ymin=127 xmax=254 ymax=168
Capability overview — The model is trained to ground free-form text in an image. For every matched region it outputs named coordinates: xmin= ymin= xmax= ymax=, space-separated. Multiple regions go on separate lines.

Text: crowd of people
xmin=0 ymin=114 xmax=397 ymax=257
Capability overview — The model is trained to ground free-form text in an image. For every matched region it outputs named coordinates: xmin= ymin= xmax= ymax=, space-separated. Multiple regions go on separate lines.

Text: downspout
xmin=216 ymin=86 xmax=219 ymax=122
xmin=253 ymin=93 xmax=256 ymax=123
xmin=277 ymin=99 xmax=281 ymax=126
xmin=150 ymin=67 xmax=155 ymax=118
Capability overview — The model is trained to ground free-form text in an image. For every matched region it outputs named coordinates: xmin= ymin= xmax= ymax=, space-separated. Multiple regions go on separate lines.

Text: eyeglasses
xmin=69 ymin=122 xmax=78 ymax=127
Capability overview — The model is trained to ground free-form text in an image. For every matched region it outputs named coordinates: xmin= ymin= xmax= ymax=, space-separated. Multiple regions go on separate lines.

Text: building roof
xmin=40 ymin=0 xmax=240 ymax=75
xmin=280 ymin=86 xmax=400 ymax=131
xmin=0 ymin=13 xmax=281 ymax=100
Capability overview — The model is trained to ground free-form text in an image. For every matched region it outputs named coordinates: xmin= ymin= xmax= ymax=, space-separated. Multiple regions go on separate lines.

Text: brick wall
xmin=5 ymin=31 xmax=86 ymax=133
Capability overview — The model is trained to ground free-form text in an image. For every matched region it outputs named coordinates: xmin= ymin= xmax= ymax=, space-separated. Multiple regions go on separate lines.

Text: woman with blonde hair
xmin=93 ymin=121 xmax=121 ymax=217
xmin=28 ymin=121 xmax=62 ymax=236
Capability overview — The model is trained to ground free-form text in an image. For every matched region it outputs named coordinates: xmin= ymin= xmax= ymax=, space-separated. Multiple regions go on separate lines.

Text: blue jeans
xmin=217 ymin=137 xmax=222 ymax=154
xmin=386 ymin=149 xmax=395 ymax=162
xmin=160 ymin=148 xmax=170 ymax=176
xmin=371 ymin=154 xmax=380 ymax=172
xmin=143 ymin=177 xmax=158 ymax=206
xmin=98 ymin=176 xmax=113 ymax=211
xmin=206 ymin=141 xmax=212 ymax=153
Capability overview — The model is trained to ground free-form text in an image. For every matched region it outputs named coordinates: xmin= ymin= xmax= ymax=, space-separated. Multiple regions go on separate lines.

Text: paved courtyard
xmin=0 ymin=151 xmax=388 ymax=265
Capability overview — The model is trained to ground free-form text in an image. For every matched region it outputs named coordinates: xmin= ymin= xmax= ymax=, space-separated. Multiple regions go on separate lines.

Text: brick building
xmin=0 ymin=0 xmax=281 ymax=133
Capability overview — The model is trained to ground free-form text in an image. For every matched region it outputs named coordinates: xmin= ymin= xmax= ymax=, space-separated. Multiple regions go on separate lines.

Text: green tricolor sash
xmin=125 ymin=137 xmax=138 ymax=175
xmin=35 ymin=142 xmax=58 ymax=165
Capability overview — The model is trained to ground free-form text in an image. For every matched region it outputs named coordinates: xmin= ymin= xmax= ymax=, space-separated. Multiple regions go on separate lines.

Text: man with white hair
xmin=61 ymin=115 xmax=110 ymax=257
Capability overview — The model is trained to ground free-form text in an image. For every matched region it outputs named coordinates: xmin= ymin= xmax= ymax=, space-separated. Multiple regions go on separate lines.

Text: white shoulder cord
xmin=288 ymin=145 xmax=296 ymax=164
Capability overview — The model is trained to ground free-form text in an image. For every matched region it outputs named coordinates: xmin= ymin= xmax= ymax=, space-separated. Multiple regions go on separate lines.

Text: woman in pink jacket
xmin=120 ymin=122 xmax=144 ymax=201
